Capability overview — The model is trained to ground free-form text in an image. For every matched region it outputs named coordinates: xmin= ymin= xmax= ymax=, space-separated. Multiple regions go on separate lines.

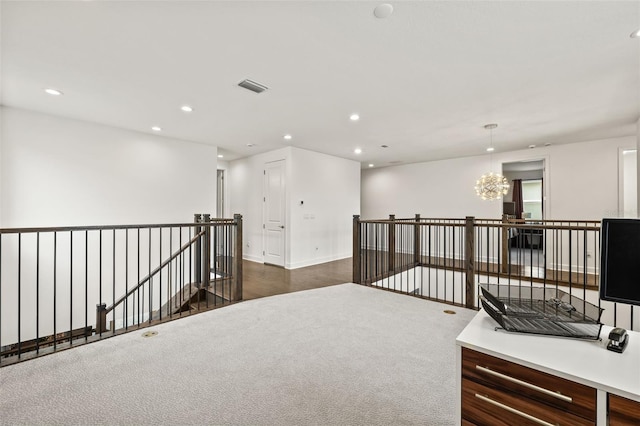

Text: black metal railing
xmin=0 ymin=214 xmax=242 ymax=366
xmin=353 ymin=215 xmax=636 ymax=331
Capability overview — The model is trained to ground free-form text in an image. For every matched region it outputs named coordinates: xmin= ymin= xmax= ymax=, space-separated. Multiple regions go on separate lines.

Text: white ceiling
xmin=2 ymin=1 xmax=639 ymax=168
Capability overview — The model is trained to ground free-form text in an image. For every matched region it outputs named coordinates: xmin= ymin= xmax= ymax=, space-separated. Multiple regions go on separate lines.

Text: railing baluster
xmin=137 ymin=228 xmax=141 ymax=327
xmin=189 ymin=227 xmax=192 ymax=311
xmin=0 ymin=234 xmax=2 ymax=354
xmin=36 ymin=233 xmax=40 ymax=353
xmin=18 ymin=234 xmax=22 ymax=357
xmin=159 ymin=227 xmax=162 ymax=321
xmin=53 ymin=232 xmax=57 ymax=349
xmin=70 ymin=231 xmax=73 ymax=347
xmin=125 ymin=229 xmax=128 ymax=329
xmin=99 ymin=230 xmax=102 ymax=336
xmin=85 ymin=231 xmax=88 ymax=341
xmin=112 ymin=229 xmax=116 ymax=334
xmin=148 ymin=229 xmax=152 ymax=325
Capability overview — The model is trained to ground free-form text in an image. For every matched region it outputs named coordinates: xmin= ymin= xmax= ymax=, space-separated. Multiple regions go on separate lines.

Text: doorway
xmin=502 ymin=160 xmax=545 ymax=220
xmin=619 ymin=148 xmax=637 ymax=218
xmin=216 ymin=169 xmax=225 ymax=218
xmin=263 ymin=159 xmax=286 ymax=267
xmin=502 ymin=159 xmax=546 ymax=276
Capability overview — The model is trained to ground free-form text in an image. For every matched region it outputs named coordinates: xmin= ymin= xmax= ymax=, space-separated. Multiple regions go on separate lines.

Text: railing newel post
xmin=414 ymin=214 xmax=421 ymax=266
xmin=465 ymin=216 xmax=476 ymax=309
xmin=203 ymin=214 xmax=211 ymax=289
xmin=232 ymin=214 xmax=243 ymax=302
xmin=194 ymin=214 xmax=202 ymax=287
xmin=96 ymin=303 xmax=107 ymax=334
xmin=353 ymin=215 xmax=361 ymax=284
xmin=389 ymin=214 xmax=396 ymax=273
xmin=501 ymin=214 xmax=509 ymax=273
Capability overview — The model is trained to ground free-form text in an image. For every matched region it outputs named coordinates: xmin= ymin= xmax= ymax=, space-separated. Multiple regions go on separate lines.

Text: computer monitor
xmin=503 ymin=202 xmax=516 ymax=216
xmin=600 ymin=218 xmax=640 ymax=306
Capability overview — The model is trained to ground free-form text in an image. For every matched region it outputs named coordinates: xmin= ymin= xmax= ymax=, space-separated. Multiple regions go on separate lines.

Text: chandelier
xmin=475 ymin=172 xmax=510 ymax=200
xmin=475 ymin=124 xmax=510 ymax=201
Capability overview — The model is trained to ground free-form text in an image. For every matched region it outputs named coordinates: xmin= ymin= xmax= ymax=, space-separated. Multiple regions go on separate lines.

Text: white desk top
xmin=456 ymin=310 xmax=640 ymax=402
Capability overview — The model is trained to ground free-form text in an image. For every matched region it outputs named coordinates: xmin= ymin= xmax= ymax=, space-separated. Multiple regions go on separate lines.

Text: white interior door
xmin=263 ymin=160 xmax=286 ymax=266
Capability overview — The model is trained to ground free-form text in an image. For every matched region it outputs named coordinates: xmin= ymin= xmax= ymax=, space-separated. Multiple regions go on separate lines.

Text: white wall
xmin=362 ymin=136 xmax=636 ymax=221
xmin=289 ymin=147 xmax=360 ymax=268
xmin=622 ymin=149 xmax=637 ymax=218
xmin=228 ymin=146 xmax=360 ymax=269
xmin=217 ymin=159 xmax=230 ymax=218
xmin=362 ymin=155 xmax=501 ymax=219
xmin=637 ymin=117 xmax=640 ymax=216
xmin=0 ymin=107 xmax=216 ymax=226
xmin=0 ymin=107 xmax=3 ymax=226
xmin=547 ymin=137 xmax=627 ymax=220
xmin=0 ymin=107 xmax=218 ymax=346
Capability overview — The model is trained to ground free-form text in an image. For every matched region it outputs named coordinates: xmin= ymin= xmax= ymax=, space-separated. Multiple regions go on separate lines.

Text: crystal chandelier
xmin=475 ymin=124 xmax=510 ymax=201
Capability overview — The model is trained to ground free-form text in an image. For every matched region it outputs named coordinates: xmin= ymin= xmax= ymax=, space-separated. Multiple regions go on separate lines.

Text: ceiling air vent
xmin=238 ymin=79 xmax=268 ymax=94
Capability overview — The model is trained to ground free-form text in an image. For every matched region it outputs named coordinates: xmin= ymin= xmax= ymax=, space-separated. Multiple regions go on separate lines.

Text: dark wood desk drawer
xmin=462 ymin=377 xmax=594 ymax=426
xmin=462 ymin=347 xmax=596 ymax=422
xmin=609 ymin=394 xmax=640 ymax=425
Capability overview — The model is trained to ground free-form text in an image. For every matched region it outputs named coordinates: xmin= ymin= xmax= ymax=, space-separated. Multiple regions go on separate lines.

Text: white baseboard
xmin=243 ymin=253 xmax=263 ymax=263
xmin=286 ymin=254 xmax=351 ymax=270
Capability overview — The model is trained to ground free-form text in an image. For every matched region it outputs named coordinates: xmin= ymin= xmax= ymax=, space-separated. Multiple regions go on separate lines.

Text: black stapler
xmin=606 ymin=327 xmax=629 ymax=353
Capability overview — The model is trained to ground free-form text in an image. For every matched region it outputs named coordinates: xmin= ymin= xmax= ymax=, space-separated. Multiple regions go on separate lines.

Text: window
xmin=522 ymin=179 xmax=543 ymax=220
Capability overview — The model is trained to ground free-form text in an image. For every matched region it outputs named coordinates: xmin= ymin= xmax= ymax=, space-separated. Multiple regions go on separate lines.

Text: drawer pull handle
xmin=475 ymin=393 xmax=556 ymax=426
xmin=475 ymin=365 xmax=572 ymax=403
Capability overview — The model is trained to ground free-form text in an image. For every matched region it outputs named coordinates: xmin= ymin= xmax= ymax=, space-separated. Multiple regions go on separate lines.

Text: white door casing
xmin=263 ymin=159 xmax=286 ymax=266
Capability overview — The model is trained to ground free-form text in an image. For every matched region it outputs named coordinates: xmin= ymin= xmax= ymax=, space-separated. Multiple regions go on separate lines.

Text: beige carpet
xmin=0 ymin=283 xmax=477 ymax=425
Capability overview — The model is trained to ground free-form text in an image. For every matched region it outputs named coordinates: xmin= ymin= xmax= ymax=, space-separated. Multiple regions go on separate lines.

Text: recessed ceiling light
xmin=217 ymin=154 xmax=224 ymax=158
xmin=284 ymin=134 xmax=292 ymax=140
xmin=247 ymin=143 xmax=255 ymax=147
xmin=529 ymin=144 xmax=536 ymax=149
xmin=350 ymin=113 xmax=360 ymax=121
xmin=381 ymin=144 xmax=389 ymax=148
xmin=631 ymin=29 xmax=640 ymax=38
xmin=151 ymin=126 xmax=162 ymax=132
xmin=180 ymin=105 xmax=194 ymax=112
xmin=544 ymin=142 xmax=552 ymax=147
xmin=354 ymin=148 xmax=362 ymax=154
xmin=486 ymin=147 xmax=495 ymax=152
xmin=368 ymin=164 xmax=374 ymax=168
xmin=44 ymin=88 xmax=63 ymax=96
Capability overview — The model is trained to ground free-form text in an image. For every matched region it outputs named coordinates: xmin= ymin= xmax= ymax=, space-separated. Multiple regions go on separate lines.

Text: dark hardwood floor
xmin=242 ymin=258 xmax=353 ymax=300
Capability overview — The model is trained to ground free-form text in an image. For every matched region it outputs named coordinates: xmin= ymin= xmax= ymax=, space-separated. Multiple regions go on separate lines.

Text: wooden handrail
xmin=358 ymin=220 xmax=599 ymax=231
xmin=0 ymin=220 xmax=235 ymax=235
xmin=353 ymin=214 xmax=603 ymax=310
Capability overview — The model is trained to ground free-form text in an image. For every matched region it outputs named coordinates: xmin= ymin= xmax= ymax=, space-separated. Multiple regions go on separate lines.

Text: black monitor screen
xmin=600 ymin=218 xmax=640 ymax=306
xmin=503 ymin=202 xmax=516 ymax=216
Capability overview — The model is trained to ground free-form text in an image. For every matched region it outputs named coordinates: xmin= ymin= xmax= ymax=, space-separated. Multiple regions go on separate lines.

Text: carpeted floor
xmin=0 ymin=284 xmax=477 ymax=425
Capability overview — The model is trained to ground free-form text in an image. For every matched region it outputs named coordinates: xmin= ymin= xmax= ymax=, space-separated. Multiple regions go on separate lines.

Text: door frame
xmin=262 ymin=159 xmax=287 ymax=267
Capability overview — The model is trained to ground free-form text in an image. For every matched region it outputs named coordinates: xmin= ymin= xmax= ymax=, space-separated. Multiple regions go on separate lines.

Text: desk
xmin=510 ymin=227 xmax=543 ymax=249
xmin=456 ymin=311 xmax=640 ymax=425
